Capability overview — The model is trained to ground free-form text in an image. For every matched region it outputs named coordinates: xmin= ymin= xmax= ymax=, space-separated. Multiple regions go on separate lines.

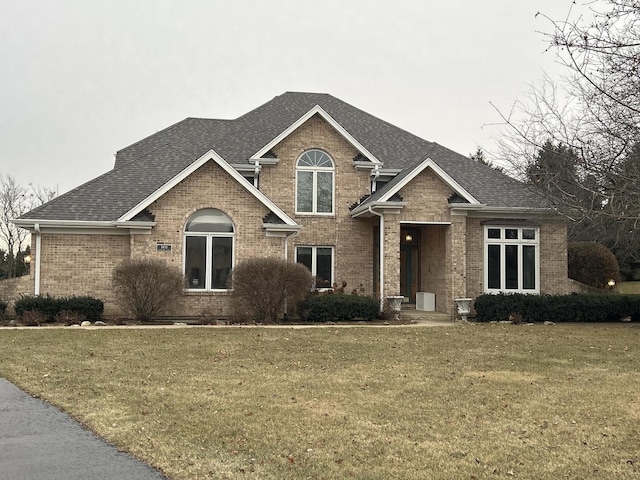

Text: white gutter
xmin=13 ymin=219 xmax=156 ymax=230
xmin=34 ymin=223 xmax=41 ymax=296
xmin=351 ymin=200 xmax=407 ymax=218
xmin=368 ymin=206 xmax=385 ymax=310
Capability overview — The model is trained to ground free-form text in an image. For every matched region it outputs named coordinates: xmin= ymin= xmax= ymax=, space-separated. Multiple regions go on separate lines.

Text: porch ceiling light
xmin=405 ymin=234 xmax=412 ymax=242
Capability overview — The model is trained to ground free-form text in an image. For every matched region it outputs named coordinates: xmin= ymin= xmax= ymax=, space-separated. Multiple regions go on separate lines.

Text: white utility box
xmin=416 ymin=292 xmax=435 ymax=311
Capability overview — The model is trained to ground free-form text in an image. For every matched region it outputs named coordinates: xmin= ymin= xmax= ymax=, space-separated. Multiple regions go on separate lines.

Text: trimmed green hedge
xmin=14 ymin=294 xmax=104 ymax=323
xmin=298 ymin=294 xmax=379 ymax=322
xmin=474 ymin=293 xmax=640 ymax=323
xmin=0 ymin=298 xmax=7 ymax=320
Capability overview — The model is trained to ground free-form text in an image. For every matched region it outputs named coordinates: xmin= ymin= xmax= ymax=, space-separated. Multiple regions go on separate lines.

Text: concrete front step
xmin=400 ymin=309 xmax=454 ymax=323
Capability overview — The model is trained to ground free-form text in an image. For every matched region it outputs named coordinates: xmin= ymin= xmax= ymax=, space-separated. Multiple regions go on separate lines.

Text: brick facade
xmin=267 ymin=114 xmax=376 ymax=294
xmin=38 ymin=233 xmax=130 ymax=315
xmin=5 ymin=115 xmax=571 ymax=318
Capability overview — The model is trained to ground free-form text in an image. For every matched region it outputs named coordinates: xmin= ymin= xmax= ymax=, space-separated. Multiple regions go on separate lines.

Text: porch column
xmin=448 ymin=211 xmax=468 ymax=304
xmin=383 ymin=213 xmax=401 ymax=297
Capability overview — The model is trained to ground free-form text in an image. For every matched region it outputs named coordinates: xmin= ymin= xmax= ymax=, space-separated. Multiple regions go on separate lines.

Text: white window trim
xmin=295 ymin=150 xmax=335 ymax=216
xmin=295 ymin=245 xmax=334 ymax=290
xmin=183 ymin=231 xmax=235 ymax=292
xmin=483 ymin=226 xmax=540 ymax=294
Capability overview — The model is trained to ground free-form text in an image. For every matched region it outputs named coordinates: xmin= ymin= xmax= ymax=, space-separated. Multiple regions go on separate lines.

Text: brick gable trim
xmin=118 ymin=149 xmax=299 ymax=229
xmin=351 ymin=157 xmax=480 ymax=217
xmin=250 ymin=105 xmax=382 ymax=167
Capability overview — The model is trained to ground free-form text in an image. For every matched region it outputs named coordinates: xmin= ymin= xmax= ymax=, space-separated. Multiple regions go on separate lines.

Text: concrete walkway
xmin=0 ymin=378 xmax=166 ymax=480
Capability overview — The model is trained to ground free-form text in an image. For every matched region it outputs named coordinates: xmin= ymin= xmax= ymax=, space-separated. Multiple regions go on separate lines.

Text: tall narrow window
xmin=296 ymin=246 xmax=334 ymax=289
xmin=184 ymin=209 xmax=234 ymax=290
xmin=296 ymin=149 xmax=334 ymax=214
xmin=484 ymin=226 xmax=539 ymax=293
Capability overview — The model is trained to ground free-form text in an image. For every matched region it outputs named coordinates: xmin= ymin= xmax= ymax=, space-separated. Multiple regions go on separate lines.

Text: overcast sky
xmin=1 ymin=0 xmax=578 ymax=195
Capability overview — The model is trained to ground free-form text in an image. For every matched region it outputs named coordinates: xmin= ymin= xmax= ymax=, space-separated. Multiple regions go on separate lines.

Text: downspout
xmin=283 ymin=230 xmax=300 ymax=261
xmin=368 ymin=206 xmax=384 ymax=310
xmin=371 ymin=164 xmax=380 ymax=193
xmin=34 ymin=223 xmax=41 ymax=296
xmin=283 ymin=229 xmax=300 ymax=317
xmin=254 ymin=160 xmax=260 ymax=189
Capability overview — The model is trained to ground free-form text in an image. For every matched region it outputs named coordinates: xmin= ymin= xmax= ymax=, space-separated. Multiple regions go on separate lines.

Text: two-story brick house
xmin=12 ymin=92 xmax=570 ymax=317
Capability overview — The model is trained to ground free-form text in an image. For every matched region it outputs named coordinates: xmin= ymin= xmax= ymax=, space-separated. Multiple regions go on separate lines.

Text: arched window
xmin=184 ymin=209 xmax=234 ymax=290
xmin=296 ymin=149 xmax=334 ymax=214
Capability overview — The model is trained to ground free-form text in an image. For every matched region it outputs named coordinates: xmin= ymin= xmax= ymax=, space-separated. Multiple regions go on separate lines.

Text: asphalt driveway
xmin=0 ymin=378 xmax=166 ymax=480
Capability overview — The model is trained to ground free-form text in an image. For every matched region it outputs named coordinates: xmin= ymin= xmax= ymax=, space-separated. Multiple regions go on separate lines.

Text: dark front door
xmin=400 ymin=228 xmax=420 ymax=303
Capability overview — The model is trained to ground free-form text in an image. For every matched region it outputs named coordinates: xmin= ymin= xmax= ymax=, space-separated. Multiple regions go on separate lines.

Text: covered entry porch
xmin=373 ymin=221 xmax=455 ymax=314
xmin=400 ymin=223 xmax=448 ymax=307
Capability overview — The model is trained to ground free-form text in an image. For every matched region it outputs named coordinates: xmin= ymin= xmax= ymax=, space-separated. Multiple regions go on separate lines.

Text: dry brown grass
xmin=0 ymin=323 xmax=639 ymax=479
xmin=618 ymin=281 xmax=640 ymax=294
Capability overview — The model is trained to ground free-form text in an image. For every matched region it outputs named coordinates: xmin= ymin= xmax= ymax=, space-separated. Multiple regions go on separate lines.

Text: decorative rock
xmin=80 ymin=321 xmax=92 ymax=327
xmin=69 ymin=324 xmax=80 ymax=327
xmin=621 ymin=316 xmax=632 ymax=322
xmin=94 ymin=321 xmax=107 ymax=326
xmin=544 ymin=321 xmax=556 ymax=326
xmin=173 ymin=322 xmax=188 ymax=326
xmin=7 ymin=319 xmax=18 ymax=326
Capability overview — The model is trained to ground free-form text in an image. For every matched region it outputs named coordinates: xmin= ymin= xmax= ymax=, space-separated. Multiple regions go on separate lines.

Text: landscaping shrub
xmin=0 ymin=298 xmax=7 ymax=320
xmin=14 ymin=294 xmax=104 ymax=323
xmin=60 ymin=296 xmax=104 ymax=321
xmin=112 ymin=258 xmax=183 ymax=321
xmin=474 ymin=292 xmax=640 ymax=323
xmin=14 ymin=294 xmax=59 ymax=322
xmin=298 ymin=294 xmax=379 ymax=322
xmin=231 ymin=257 xmax=312 ymax=323
xmin=568 ymin=242 xmax=621 ymax=288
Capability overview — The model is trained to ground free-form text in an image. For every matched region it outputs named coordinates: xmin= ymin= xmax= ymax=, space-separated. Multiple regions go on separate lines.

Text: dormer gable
xmin=249 ymin=105 xmax=383 ymax=169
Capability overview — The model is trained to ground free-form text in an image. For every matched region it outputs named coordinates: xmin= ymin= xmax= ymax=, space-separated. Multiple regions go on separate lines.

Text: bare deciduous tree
xmin=0 ymin=175 xmax=57 ymax=278
xmin=495 ymin=1 xmax=640 ymax=277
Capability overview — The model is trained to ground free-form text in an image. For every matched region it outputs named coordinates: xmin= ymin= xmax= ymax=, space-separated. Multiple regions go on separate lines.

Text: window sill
xmin=183 ymin=289 xmax=232 ymax=295
xmin=295 ymin=213 xmax=335 ymax=218
xmin=484 ymin=289 xmax=539 ymax=295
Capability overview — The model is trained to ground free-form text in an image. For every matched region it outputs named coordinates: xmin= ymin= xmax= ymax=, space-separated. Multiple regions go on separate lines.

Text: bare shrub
xmin=231 ymin=257 xmax=312 ymax=323
xmin=197 ymin=308 xmax=223 ymax=325
xmin=20 ymin=310 xmax=47 ymax=326
xmin=55 ymin=310 xmax=86 ymax=326
xmin=112 ymin=258 xmax=184 ymax=321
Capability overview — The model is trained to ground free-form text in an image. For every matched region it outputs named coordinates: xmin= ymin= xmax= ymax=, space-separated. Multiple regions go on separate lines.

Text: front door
xmin=400 ymin=228 xmax=420 ymax=302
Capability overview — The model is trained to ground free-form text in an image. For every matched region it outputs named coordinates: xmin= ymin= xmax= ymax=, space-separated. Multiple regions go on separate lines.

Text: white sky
xmin=0 ymin=0 xmax=579 ymax=195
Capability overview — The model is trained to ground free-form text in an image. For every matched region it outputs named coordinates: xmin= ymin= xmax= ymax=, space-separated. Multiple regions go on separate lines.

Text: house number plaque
xmin=156 ymin=244 xmax=172 ymax=252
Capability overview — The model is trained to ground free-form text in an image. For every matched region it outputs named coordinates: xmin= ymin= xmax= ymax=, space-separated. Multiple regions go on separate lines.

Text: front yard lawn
xmin=0 ymin=324 xmax=638 ymax=479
